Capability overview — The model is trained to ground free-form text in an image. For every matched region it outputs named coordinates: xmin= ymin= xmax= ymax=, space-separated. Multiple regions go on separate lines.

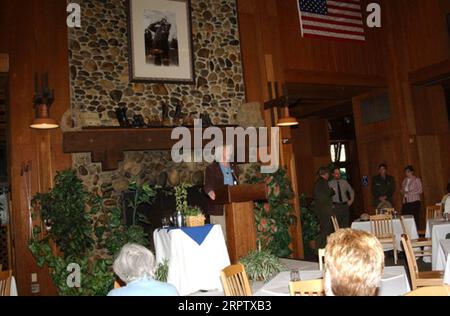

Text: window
xmin=330 ymin=143 xmax=347 ymax=163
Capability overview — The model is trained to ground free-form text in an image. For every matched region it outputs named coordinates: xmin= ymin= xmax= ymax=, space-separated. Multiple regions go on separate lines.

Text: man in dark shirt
xmin=371 ymin=163 xmax=396 ymax=208
xmin=313 ymin=166 xmax=335 ymax=249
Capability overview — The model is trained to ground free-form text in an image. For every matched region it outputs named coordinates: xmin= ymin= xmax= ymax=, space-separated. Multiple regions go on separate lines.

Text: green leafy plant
xmin=174 ymin=183 xmax=204 ymax=217
xmin=299 ymin=194 xmax=320 ymax=257
xmin=300 ymin=194 xmax=320 ymax=243
xmin=174 ymin=183 xmax=190 ymax=213
xmin=246 ymin=165 xmax=296 ymax=258
xmin=183 ymin=206 xmax=202 ymax=217
xmin=128 ymin=180 xmax=157 ymax=226
xmin=28 ymin=170 xmax=149 ymax=296
xmin=240 ymin=249 xmax=286 ymax=282
xmin=155 ymin=259 xmax=169 ymax=282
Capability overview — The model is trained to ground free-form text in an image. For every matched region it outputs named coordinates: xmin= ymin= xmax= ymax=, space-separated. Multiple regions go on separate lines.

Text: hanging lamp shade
xmin=30 ymin=104 xmax=59 ymax=130
xmin=277 ymin=106 xmax=299 ymax=127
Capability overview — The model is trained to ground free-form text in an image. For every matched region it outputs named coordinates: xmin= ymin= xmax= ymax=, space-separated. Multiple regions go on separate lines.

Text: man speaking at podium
xmin=204 ymin=144 xmax=239 ymax=240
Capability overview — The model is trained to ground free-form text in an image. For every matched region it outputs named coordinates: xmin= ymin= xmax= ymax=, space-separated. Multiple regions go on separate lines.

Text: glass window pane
xmin=340 ymin=144 xmax=347 ymax=162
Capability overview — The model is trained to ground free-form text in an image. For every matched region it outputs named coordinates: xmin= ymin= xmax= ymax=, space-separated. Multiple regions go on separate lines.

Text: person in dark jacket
xmin=371 ymin=163 xmax=396 ymax=208
xmin=313 ymin=166 xmax=335 ymax=249
xmin=204 ymin=145 xmax=239 ymax=240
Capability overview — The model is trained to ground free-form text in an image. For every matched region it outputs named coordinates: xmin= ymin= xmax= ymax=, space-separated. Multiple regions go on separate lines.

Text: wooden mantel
xmin=63 ymin=126 xmax=263 ymax=171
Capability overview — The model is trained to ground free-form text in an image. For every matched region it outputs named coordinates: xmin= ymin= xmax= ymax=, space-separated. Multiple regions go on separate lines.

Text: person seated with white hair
xmin=324 ymin=229 xmax=385 ymax=296
xmin=108 ymin=243 xmax=178 ymax=296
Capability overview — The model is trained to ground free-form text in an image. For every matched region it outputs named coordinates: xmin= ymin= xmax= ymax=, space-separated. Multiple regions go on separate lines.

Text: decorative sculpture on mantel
xmin=115 ymin=106 xmax=131 ymax=127
xmin=200 ymin=111 xmax=213 ymax=127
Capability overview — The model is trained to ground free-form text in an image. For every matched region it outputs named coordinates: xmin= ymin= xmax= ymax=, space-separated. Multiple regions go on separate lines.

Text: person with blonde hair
xmin=108 ymin=243 xmax=178 ymax=296
xmin=324 ymin=229 xmax=385 ymax=296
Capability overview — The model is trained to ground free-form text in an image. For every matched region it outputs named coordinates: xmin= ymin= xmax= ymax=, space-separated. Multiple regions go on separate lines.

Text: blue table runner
xmin=163 ymin=224 xmax=215 ymax=245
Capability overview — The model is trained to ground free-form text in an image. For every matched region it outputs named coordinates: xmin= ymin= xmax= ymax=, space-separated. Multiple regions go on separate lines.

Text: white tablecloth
xmin=153 ymin=225 xmax=230 ymax=296
xmin=351 ymin=215 xmax=418 ymax=251
xmin=254 ymin=266 xmax=410 ymax=296
xmin=436 ymin=239 xmax=450 ymax=284
xmin=424 ymin=220 xmax=450 ymax=269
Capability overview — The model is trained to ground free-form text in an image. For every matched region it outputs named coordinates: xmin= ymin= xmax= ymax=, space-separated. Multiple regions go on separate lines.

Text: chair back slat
xmin=318 ymin=248 xmax=325 ymax=271
xmin=331 ymin=216 xmax=339 ymax=232
xmin=370 ymin=214 xmax=394 ymax=238
xmin=400 ymin=216 xmax=410 ymax=237
xmin=426 ymin=205 xmax=443 ymax=221
xmin=289 ymin=279 xmax=324 ymax=296
xmin=220 ymin=263 xmax=252 ymax=296
xmin=0 ymin=270 xmax=12 ymax=296
xmin=401 ymin=234 xmax=419 ymax=290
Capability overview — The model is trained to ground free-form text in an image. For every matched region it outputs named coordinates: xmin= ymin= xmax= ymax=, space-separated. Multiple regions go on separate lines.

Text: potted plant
xmin=239 ymin=248 xmax=286 ymax=282
xmin=300 ymin=195 xmax=320 ymax=253
xmin=28 ymin=170 xmax=149 ymax=296
xmin=155 ymin=259 xmax=169 ymax=282
xmin=174 ymin=183 xmax=205 ymax=227
xmin=184 ymin=206 xmax=206 ymax=227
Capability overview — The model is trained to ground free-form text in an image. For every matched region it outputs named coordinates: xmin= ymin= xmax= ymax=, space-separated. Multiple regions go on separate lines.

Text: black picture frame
xmin=127 ymin=0 xmax=195 ymax=84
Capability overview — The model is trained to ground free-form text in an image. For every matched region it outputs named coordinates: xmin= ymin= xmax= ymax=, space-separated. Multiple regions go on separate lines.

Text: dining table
xmin=253 ymin=266 xmax=411 ymax=296
xmin=154 ymin=224 xmax=230 ymax=296
xmin=423 ymin=219 xmax=450 ymax=269
xmin=435 ymin=239 xmax=450 ymax=284
xmin=351 ymin=215 xmax=418 ymax=251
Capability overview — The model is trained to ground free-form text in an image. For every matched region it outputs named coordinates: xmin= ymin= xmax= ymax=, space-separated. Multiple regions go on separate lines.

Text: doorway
xmin=328 ymin=115 xmax=364 ymax=222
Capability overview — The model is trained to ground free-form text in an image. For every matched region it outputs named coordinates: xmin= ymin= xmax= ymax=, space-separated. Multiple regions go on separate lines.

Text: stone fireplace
xmin=66 ymin=0 xmax=254 ymax=207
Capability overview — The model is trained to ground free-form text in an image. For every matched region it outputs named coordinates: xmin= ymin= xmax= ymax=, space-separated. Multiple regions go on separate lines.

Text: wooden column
xmin=0 ymin=0 xmax=72 ymax=296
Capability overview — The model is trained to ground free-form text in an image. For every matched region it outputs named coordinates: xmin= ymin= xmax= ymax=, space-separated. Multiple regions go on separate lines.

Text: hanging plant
xmin=246 ymin=165 xmax=296 ymax=258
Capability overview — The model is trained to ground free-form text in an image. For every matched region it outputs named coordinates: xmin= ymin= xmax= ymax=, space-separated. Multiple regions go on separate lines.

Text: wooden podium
xmin=213 ymin=183 xmax=268 ymax=263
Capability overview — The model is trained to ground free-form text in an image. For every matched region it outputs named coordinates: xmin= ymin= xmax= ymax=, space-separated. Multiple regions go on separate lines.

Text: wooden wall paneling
xmin=0 ymin=0 xmax=73 ymax=296
xmin=0 ymin=54 xmax=8 ymax=72
xmin=276 ymin=0 xmax=386 ymax=78
xmin=237 ymin=0 xmax=268 ymax=103
xmin=416 ymin=135 xmax=445 ymax=226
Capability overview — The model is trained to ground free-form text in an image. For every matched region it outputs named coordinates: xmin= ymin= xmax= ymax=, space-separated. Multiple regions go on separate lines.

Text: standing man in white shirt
xmin=329 ymin=168 xmax=355 ymax=228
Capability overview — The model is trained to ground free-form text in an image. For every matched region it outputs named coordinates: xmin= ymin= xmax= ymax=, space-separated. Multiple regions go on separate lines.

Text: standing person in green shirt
xmin=313 ymin=166 xmax=336 ymax=249
xmin=371 ymin=163 xmax=396 ymax=209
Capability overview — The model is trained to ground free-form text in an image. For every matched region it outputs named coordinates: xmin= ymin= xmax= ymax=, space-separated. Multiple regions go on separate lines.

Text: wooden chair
xmin=318 ymin=248 xmax=325 ymax=271
xmin=401 ymin=234 xmax=444 ymax=290
xmin=400 ymin=216 xmax=432 ymax=258
xmin=370 ymin=214 xmax=398 ymax=264
xmin=418 ymin=205 xmax=444 ymax=236
xmin=405 ymin=286 xmax=450 ymax=296
xmin=331 ymin=215 xmax=339 ymax=232
xmin=0 ymin=270 xmax=12 ymax=296
xmin=289 ymin=279 xmax=325 ymax=296
xmin=220 ymin=263 xmax=252 ymax=296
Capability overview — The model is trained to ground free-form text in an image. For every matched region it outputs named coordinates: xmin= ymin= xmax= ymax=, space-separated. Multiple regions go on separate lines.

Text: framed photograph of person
xmin=128 ymin=0 xmax=195 ymax=83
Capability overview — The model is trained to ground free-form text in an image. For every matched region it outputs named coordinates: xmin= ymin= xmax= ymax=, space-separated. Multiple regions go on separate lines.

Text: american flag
xmin=297 ymin=0 xmax=366 ymax=42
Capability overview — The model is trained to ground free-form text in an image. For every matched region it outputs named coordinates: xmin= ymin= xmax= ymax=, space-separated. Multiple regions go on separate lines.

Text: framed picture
xmin=128 ymin=0 xmax=195 ymax=83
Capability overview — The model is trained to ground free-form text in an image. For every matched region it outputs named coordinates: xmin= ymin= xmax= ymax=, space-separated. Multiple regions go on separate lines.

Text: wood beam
xmin=284 ymin=69 xmax=387 ymax=87
xmin=0 ymin=54 xmax=8 ymax=72
xmin=409 ymin=59 xmax=450 ymax=86
xmin=63 ymin=126 xmax=267 ymax=171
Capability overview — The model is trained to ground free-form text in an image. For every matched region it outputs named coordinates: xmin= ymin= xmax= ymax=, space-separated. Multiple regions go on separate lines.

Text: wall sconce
xmin=277 ymin=106 xmax=299 ymax=127
xmin=30 ymin=73 xmax=59 ymax=130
